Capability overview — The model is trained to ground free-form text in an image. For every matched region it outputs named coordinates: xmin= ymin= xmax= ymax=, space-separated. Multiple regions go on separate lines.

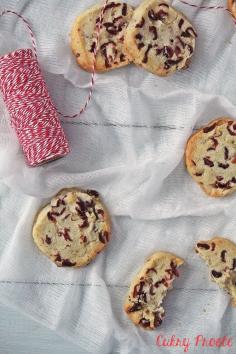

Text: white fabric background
xmin=0 ymin=0 xmax=235 ymax=353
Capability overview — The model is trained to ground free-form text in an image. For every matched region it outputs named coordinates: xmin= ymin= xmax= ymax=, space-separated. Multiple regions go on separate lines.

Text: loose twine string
xmin=0 ymin=1 xmax=234 ymax=166
xmin=178 ymin=0 xmax=236 ymax=24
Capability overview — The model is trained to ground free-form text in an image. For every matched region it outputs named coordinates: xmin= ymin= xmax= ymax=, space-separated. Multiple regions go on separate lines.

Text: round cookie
xmin=228 ymin=0 xmax=236 ymax=19
xmin=185 ymin=118 xmax=236 ymax=197
xmin=124 ymin=252 xmax=184 ymax=330
xmin=196 ymin=237 xmax=236 ymax=307
xmin=123 ymin=0 xmax=197 ymax=76
xmin=71 ymin=1 xmax=134 ymax=72
xmin=32 ymin=188 xmax=111 ymax=267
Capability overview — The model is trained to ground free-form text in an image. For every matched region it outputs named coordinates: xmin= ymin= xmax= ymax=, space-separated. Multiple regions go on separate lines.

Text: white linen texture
xmin=0 ymin=0 xmax=236 ymax=353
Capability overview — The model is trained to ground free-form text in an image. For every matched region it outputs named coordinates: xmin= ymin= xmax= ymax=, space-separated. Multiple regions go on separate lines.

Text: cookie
xmin=32 ymin=188 xmax=111 ymax=267
xmin=124 ymin=252 xmax=184 ymax=330
xmin=228 ymin=0 xmax=236 ymax=19
xmin=185 ymin=118 xmax=236 ymax=197
xmin=123 ymin=0 xmax=197 ymax=76
xmin=71 ymin=1 xmax=134 ymax=72
xmin=196 ymin=237 xmax=236 ymax=307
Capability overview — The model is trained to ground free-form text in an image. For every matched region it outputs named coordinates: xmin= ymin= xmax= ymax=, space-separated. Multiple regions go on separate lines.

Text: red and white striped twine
xmin=0 ymin=2 xmax=108 ymax=166
xmin=177 ymin=0 xmax=236 ymax=24
xmin=0 ymin=1 xmax=235 ymax=166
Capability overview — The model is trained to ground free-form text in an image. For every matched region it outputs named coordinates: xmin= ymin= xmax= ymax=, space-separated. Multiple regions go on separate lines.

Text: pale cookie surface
xmin=123 ymin=0 xmax=197 ymax=76
xmin=71 ymin=1 xmax=134 ymax=72
xmin=228 ymin=0 xmax=236 ymax=19
xmin=32 ymin=188 xmax=111 ymax=267
xmin=124 ymin=252 xmax=184 ymax=329
xmin=196 ymin=237 xmax=236 ymax=307
xmin=185 ymin=118 xmax=236 ymax=197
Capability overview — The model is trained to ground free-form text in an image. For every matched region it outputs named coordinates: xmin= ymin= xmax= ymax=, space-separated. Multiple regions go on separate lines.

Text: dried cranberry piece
xmin=216 ymin=176 xmax=223 ymax=181
xmin=224 ymin=147 xmax=229 ymax=160
xmin=178 ymin=18 xmax=184 ymax=29
xmin=175 ymin=46 xmax=181 ymax=56
xmin=161 ymin=278 xmax=169 ymax=287
xmin=98 ymin=231 xmax=106 ymax=244
xmin=55 ymin=253 xmax=62 ymax=262
xmin=148 ymin=8 xmax=167 ymax=21
xmin=203 ymin=123 xmax=217 ymax=133
xmin=176 ymin=36 xmax=185 ymax=49
xmin=114 ymin=16 xmax=123 ymax=23
xmin=97 ymin=209 xmax=105 ymax=217
xmin=142 ymin=44 xmax=152 ymax=63
xmin=207 ymin=137 xmax=218 ymax=151
xmin=98 ymin=231 xmax=109 ymax=244
xmin=203 ymin=157 xmax=214 ymax=167
xmin=85 ymin=200 xmax=95 ymax=209
xmin=154 ymin=280 xmax=162 ymax=287
xmin=170 ymin=261 xmax=179 ymax=277
xmin=149 ymin=26 xmax=158 ymax=40
xmin=137 ymin=291 xmax=147 ymax=303
xmin=231 ymin=177 xmax=236 ymax=183
xmin=80 ymin=219 xmax=89 ymax=228
xmin=137 ymin=43 xmax=145 ymax=50
xmin=47 ymin=207 xmax=66 ymax=222
xmin=63 ymin=214 xmax=70 ymax=221
xmin=156 ymin=9 xmax=168 ymax=20
xmin=45 ymin=235 xmax=52 ymax=245
xmin=122 ymin=3 xmax=127 ymax=16
xmin=89 ymin=42 xmax=96 ymax=53
xmin=187 ymin=44 xmax=193 ymax=54
xmin=197 ymin=243 xmax=210 ymax=250
xmin=149 ymin=285 xmax=155 ymax=295
xmin=163 ymin=46 xmax=174 ymax=58
xmin=154 ymin=311 xmax=163 ymax=327
xmin=86 ymin=189 xmax=99 ymax=197
xmin=181 ymin=27 xmax=197 ymax=38
xmin=120 ymin=54 xmax=126 ymax=62
xmin=58 ymin=228 xmax=72 ymax=242
xmin=100 ymin=41 xmax=117 ymax=68
xmin=195 ymin=172 xmax=203 ymax=176
xmin=47 ymin=212 xmax=56 ymax=222
xmin=214 ymin=181 xmax=231 ymax=189
xmin=135 ymin=33 xmax=143 ymax=40
xmin=148 ymin=9 xmax=158 ymax=21
xmin=76 ymin=208 xmax=86 ymax=219
xmin=211 ymin=242 xmax=216 ymax=251
xmin=53 ymin=198 xmax=66 ymax=208
xmin=135 ymin=17 xmax=145 ymax=28
xmin=104 ymin=23 xmax=119 ymax=35
xmin=133 ymin=281 xmax=145 ymax=297
xmin=211 ymin=270 xmax=222 ymax=278
xmin=221 ymin=250 xmax=227 ymax=262
xmin=218 ymin=163 xmax=229 ymax=169
xmin=164 ymin=57 xmax=183 ymax=69
xmin=62 ymin=259 xmax=76 ymax=267
xmin=146 ymin=267 xmax=157 ymax=274
xmin=139 ymin=318 xmax=150 ymax=328
xmin=103 ymin=231 xmax=109 ymax=242
xmin=81 ymin=235 xmax=87 ymax=243
xmin=232 ymin=258 xmax=236 ymax=270
xmin=156 ymin=47 xmax=163 ymax=55
xmin=76 ymin=198 xmax=86 ymax=212
xmin=227 ymin=121 xmax=236 ymax=136
xmin=128 ymin=302 xmax=143 ymax=312
xmin=104 ymin=2 xmax=121 ymax=12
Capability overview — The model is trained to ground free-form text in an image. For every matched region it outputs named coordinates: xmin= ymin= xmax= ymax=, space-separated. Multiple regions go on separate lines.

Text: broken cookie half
xmin=124 ymin=252 xmax=184 ymax=329
xmin=196 ymin=237 xmax=236 ymax=307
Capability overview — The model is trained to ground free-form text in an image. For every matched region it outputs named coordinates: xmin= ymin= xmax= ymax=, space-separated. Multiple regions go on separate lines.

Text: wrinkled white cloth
xmin=0 ymin=0 xmax=236 ymax=353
